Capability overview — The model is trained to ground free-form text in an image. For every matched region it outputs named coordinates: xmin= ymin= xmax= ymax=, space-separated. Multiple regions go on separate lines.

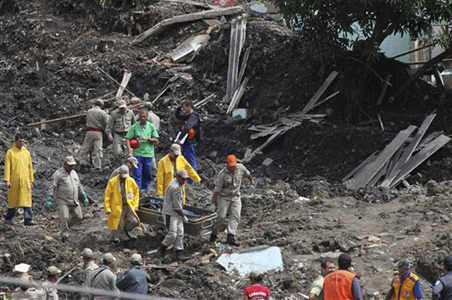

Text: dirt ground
xmin=1 ymin=0 xmax=452 ymax=299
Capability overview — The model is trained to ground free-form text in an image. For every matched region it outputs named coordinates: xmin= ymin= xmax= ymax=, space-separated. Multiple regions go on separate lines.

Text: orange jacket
xmin=323 ymin=270 xmax=357 ymax=300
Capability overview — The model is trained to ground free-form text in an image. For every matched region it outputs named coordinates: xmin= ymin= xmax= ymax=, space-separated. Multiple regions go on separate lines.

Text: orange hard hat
xmin=129 ymin=139 xmax=139 ymax=149
xmin=188 ymin=128 xmax=195 ymax=139
xmin=227 ymin=155 xmax=237 ymax=166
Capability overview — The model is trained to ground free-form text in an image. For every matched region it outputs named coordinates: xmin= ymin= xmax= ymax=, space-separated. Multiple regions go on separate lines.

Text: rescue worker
xmin=42 ymin=266 xmax=60 ymax=300
xmin=142 ymin=101 xmax=160 ymax=132
xmin=433 ymin=256 xmax=452 ymax=300
xmin=104 ymin=165 xmax=140 ymax=244
xmin=4 ymin=134 xmax=37 ymax=226
xmin=323 ymin=253 xmax=363 ymax=300
xmin=385 ymin=260 xmax=423 ymax=300
xmin=45 ymin=156 xmax=88 ymax=237
xmin=109 ymin=157 xmax=139 ymax=180
xmin=106 ymin=100 xmax=136 ymax=159
xmin=156 ymin=170 xmax=190 ymax=262
xmin=13 ymin=273 xmax=46 ymax=300
xmin=126 ymin=108 xmax=159 ymax=191
xmin=209 ymin=155 xmax=252 ymax=246
xmin=309 ymin=258 xmax=336 ymax=300
xmin=157 ymin=144 xmax=200 ymax=204
xmin=81 ymin=248 xmax=98 ymax=289
xmin=81 ymin=99 xmax=108 ymax=170
xmin=116 ymin=253 xmax=148 ymax=295
xmin=244 ymin=271 xmax=271 ymax=300
xmin=175 ymin=100 xmax=201 ymax=184
xmin=90 ymin=253 xmax=119 ymax=300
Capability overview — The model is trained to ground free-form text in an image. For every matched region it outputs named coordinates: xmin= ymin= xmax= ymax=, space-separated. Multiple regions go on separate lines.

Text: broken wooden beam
xmin=194 ymin=94 xmax=216 ymax=109
xmin=161 ymin=0 xmax=214 ymax=9
xmin=28 ymin=114 xmax=86 ymax=127
xmin=342 ymin=151 xmax=379 ymax=182
xmin=97 ymin=67 xmax=138 ymax=98
xmin=115 ymin=71 xmax=132 ymax=100
xmin=301 ymin=71 xmax=339 ymax=114
xmin=132 ymin=6 xmax=245 ymax=45
xmin=226 ymin=77 xmax=249 ymax=114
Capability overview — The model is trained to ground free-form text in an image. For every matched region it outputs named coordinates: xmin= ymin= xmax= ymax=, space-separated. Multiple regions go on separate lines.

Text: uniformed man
xmin=104 ymin=165 xmax=140 ymax=244
xmin=81 ymin=99 xmax=108 ymax=170
xmin=106 ymin=100 xmax=136 ymax=159
xmin=309 ymin=258 xmax=336 ymax=300
xmin=81 ymin=248 xmax=98 ymax=289
xmin=433 ymin=256 xmax=452 ymax=300
xmin=209 ymin=155 xmax=252 ymax=246
xmin=45 ymin=156 xmax=88 ymax=237
xmin=13 ymin=273 xmax=46 ymax=300
xmin=156 ymin=170 xmax=190 ymax=262
xmin=384 ymin=259 xmax=423 ymax=300
xmin=116 ymin=253 xmax=148 ymax=295
xmin=109 ymin=157 xmax=139 ymax=180
xmin=42 ymin=266 xmax=60 ymax=300
xmin=142 ymin=101 xmax=160 ymax=132
xmin=90 ymin=253 xmax=119 ymax=300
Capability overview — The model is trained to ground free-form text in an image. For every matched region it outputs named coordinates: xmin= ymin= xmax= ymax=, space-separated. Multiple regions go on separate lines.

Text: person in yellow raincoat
xmin=157 ymin=143 xmax=200 ymax=204
xmin=104 ymin=165 xmax=140 ymax=244
xmin=3 ymin=134 xmax=37 ymax=226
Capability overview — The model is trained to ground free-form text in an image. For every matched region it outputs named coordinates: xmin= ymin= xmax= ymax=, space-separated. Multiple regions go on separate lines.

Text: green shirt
xmin=126 ymin=121 xmax=159 ymax=158
xmin=310 ymin=274 xmax=324 ymax=299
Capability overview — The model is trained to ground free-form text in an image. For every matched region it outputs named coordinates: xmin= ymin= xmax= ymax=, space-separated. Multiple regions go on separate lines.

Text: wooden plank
xmin=390 ymin=134 xmax=451 ymax=188
xmin=347 ymin=126 xmax=416 ymax=190
xmin=28 ymin=113 xmax=86 ymax=126
xmin=367 ymin=159 xmax=390 ymax=187
xmin=251 ymin=126 xmax=278 ymax=139
xmin=194 ymin=93 xmax=216 ymax=109
xmin=161 ymin=0 xmax=213 ymax=9
xmin=381 ymin=114 xmax=436 ymax=187
xmin=237 ymin=47 xmax=250 ymax=86
xmin=301 ymin=71 xmax=339 ymax=114
xmin=225 ymin=18 xmax=238 ymax=103
xmin=226 ymin=77 xmax=249 ymax=114
xmin=115 ymin=71 xmax=132 ymax=100
xmin=311 ymin=91 xmax=340 ymax=109
xmin=132 ymin=6 xmax=245 ymax=44
xmin=97 ymin=67 xmax=138 ymax=98
xmin=243 ymin=128 xmax=289 ymax=162
xmin=376 ymin=75 xmax=392 ymax=105
xmin=231 ymin=17 xmax=243 ymax=100
xmin=342 ymin=151 xmax=379 ymax=182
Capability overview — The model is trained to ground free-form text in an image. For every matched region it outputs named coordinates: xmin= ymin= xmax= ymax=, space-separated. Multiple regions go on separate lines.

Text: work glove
xmin=45 ymin=196 xmax=53 ymax=210
xmin=82 ymin=194 xmax=89 ymax=207
xmin=182 ymin=216 xmax=189 ymax=224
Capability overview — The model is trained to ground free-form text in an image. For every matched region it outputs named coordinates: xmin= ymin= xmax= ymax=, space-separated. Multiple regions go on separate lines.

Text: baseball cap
xmin=102 ymin=253 xmax=116 ymax=263
xmin=227 ymin=155 xmax=237 ymax=167
xmin=95 ymin=99 xmax=104 ymax=106
xmin=171 ymin=144 xmax=181 ymax=156
xmin=119 ymin=165 xmax=129 ymax=178
xmin=127 ymin=157 xmax=139 ymax=169
xmin=65 ymin=156 xmax=77 ymax=166
xmin=177 ymin=169 xmax=189 ymax=179
xmin=81 ymin=248 xmax=94 ymax=259
xmin=130 ymin=253 xmax=143 ymax=265
xmin=47 ymin=266 xmax=61 ymax=276
xmin=118 ymin=100 xmax=127 ymax=109
xmin=143 ymin=102 xmax=152 ymax=109
xmin=249 ymin=271 xmax=261 ymax=278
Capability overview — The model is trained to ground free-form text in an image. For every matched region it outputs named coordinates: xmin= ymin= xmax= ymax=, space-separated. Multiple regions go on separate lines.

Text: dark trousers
xmin=4 ymin=208 xmax=33 ymax=221
xmin=182 ymin=143 xmax=197 ymax=184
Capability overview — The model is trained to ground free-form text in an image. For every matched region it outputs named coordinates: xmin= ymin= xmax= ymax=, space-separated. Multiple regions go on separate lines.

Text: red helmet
xmin=188 ymin=128 xmax=195 ymax=139
xmin=129 ymin=139 xmax=139 ymax=149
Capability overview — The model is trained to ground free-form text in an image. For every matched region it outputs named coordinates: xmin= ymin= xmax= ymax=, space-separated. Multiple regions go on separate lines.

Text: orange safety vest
xmin=323 ymin=270 xmax=357 ymax=300
xmin=392 ymin=271 xmax=420 ymax=300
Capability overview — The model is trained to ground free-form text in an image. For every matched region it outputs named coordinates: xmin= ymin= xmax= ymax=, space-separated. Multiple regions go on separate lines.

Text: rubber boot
xmin=157 ymin=245 xmax=167 ymax=260
xmin=174 ymin=250 xmax=190 ymax=262
xmin=209 ymin=233 xmax=217 ymax=243
xmin=226 ymin=234 xmax=240 ymax=247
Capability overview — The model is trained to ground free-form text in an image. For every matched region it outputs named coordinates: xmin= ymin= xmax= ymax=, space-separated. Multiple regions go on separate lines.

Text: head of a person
xmin=169 ymin=143 xmax=181 ymax=159
xmin=338 ymin=253 xmax=352 ymax=270
xmin=143 ymin=102 xmax=152 ymax=112
xmin=18 ymin=274 xmax=31 ymax=291
xmin=396 ymin=259 xmax=410 ymax=276
xmin=249 ymin=271 xmax=263 ymax=285
xmin=176 ymin=169 xmax=189 ymax=185
xmin=95 ymin=99 xmax=104 ymax=108
xmin=119 ymin=165 xmax=129 ymax=182
xmin=444 ymin=256 xmax=452 ymax=272
xmin=139 ymin=108 xmax=148 ymax=124
xmin=102 ymin=253 xmax=116 ymax=267
xmin=126 ymin=157 xmax=138 ymax=171
xmin=130 ymin=253 xmax=143 ymax=267
xmin=226 ymin=155 xmax=237 ymax=172
xmin=46 ymin=266 xmax=61 ymax=282
xmin=181 ymin=100 xmax=194 ymax=114
xmin=320 ymin=257 xmax=336 ymax=277
xmin=64 ymin=156 xmax=77 ymax=172
xmin=118 ymin=100 xmax=127 ymax=114
xmin=81 ymin=248 xmax=94 ymax=263
xmin=15 ymin=134 xmax=25 ymax=149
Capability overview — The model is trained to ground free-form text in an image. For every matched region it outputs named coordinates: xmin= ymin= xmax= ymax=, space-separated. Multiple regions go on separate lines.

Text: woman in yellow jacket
xmin=104 ymin=165 xmax=141 ymax=242
xmin=157 ymin=144 xmax=201 ymax=204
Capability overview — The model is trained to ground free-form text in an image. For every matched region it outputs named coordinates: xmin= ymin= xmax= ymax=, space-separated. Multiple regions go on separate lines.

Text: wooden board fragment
xmin=301 ymin=71 xmax=339 ymax=114
xmin=342 ymin=151 xmax=379 ymax=182
xmin=115 ymin=71 xmax=132 ymax=100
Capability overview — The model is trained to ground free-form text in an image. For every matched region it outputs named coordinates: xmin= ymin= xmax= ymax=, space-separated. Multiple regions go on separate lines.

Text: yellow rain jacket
xmin=4 ymin=144 xmax=34 ymax=208
xmin=157 ymin=154 xmax=201 ymax=204
xmin=104 ymin=175 xmax=140 ymax=230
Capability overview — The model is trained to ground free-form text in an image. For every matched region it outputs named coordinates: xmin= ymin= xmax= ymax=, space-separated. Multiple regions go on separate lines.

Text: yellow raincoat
xmin=4 ymin=144 xmax=34 ymax=208
xmin=104 ymin=175 xmax=141 ymax=230
xmin=157 ymin=154 xmax=200 ymax=204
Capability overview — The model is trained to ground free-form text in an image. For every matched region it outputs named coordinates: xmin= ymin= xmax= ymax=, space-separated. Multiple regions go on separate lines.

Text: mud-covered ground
xmin=1 ymin=0 xmax=452 ymax=299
